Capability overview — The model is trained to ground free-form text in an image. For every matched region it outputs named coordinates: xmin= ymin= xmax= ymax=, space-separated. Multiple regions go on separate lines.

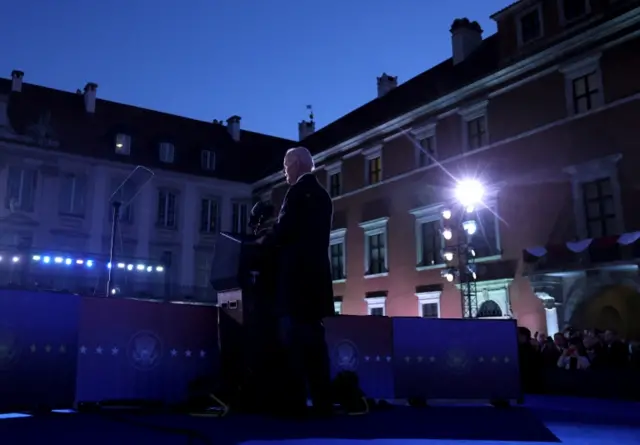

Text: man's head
xmin=284 ymin=146 xmax=314 ymax=185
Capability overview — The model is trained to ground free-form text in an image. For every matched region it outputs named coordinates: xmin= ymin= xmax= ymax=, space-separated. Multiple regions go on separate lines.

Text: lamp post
xmin=440 ymin=180 xmax=484 ymax=318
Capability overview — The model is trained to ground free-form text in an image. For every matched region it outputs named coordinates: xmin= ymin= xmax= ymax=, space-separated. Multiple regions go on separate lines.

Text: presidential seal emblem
xmin=445 ymin=348 xmax=470 ymax=375
xmin=333 ymin=340 xmax=359 ymax=371
xmin=0 ymin=326 xmax=20 ymax=370
xmin=127 ymin=331 xmax=163 ymax=371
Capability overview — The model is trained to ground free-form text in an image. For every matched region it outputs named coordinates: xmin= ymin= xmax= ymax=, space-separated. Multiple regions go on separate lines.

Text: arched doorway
xmin=478 ymin=300 xmax=503 ymax=318
xmin=570 ymin=285 xmax=640 ymax=339
xmin=596 ymin=305 xmax=622 ymax=332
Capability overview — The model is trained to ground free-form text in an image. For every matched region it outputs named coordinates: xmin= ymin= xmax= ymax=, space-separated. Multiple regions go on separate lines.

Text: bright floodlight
xmin=455 ymin=180 xmax=484 ymax=207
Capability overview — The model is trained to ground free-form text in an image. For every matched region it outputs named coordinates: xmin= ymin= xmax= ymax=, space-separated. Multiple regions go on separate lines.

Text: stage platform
xmin=0 ymin=395 xmax=637 ymax=445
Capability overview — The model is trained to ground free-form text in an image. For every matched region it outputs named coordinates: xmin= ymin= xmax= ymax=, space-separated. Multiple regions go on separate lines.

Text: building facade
xmin=0 ymin=75 xmax=294 ymax=300
xmin=256 ymin=0 xmax=640 ymax=338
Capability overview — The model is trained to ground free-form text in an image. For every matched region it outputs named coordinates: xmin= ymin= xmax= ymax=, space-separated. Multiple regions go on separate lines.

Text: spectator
xmin=540 ymin=336 xmax=562 ymax=368
xmin=557 ymin=339 xmax=590 ymax=370
xmin=601 ymin=330 xmax=628 ymax=369
xmin=518 ymin=327 xmax=542 ymax=392
xmin=582 ymin=334 xmax=603 ymax=369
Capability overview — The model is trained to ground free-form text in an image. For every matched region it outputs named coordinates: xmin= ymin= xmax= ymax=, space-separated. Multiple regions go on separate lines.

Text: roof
xmin=282 ymin=33 xmax=501 ymax=179
xmin=489 ymin=0 xmax=527 ymax=21
xmin=0 ymin=79 xmax=296 ymax=183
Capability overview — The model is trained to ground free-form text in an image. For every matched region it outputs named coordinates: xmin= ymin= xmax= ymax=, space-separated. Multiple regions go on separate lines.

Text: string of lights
xmin=0 ymin=253 xmax=165 ymax=273
xmin=440 ymin=180 xmax=485 ymax=319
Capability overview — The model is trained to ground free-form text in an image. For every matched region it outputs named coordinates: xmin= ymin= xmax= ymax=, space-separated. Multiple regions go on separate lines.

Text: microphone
xmin=249 ymin=201 xmax=275 ymax=235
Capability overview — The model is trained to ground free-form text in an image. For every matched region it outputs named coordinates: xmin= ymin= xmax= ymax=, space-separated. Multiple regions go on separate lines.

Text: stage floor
xmin=0 ymin=395 xmax=637 ymax=445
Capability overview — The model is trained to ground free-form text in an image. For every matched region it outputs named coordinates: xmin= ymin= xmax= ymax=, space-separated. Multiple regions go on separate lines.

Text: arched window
xmin=478 ymin=300 xmax=503 ymax=318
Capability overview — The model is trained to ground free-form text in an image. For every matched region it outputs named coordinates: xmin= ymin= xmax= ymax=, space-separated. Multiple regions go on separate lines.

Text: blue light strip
xmin=28 ymin=254 xmax=164 ymax=273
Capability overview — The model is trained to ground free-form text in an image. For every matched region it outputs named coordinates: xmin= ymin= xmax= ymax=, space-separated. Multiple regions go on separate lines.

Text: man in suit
xmin=261 ymin=146 xmax=335 ymax=417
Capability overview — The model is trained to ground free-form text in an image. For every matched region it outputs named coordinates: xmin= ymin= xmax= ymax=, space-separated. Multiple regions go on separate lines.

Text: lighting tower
xmin=440 ymin=180 xmax=484 ymax=318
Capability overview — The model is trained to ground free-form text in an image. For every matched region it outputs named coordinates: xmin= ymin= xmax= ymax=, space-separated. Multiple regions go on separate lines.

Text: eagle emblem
xmin=0 ymin=326 xmax=20 ymax=369
xmin=445 ymin=348 xmax=470 ymax=374
xmin=333 ymin=340 xmax=359 ymax=371
xmin=127 ymin=331 xmax=163 ymax=371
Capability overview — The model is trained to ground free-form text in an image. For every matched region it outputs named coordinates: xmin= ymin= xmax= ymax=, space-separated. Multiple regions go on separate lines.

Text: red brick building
xmin=255 ymin=0 xmax=640 ymax=339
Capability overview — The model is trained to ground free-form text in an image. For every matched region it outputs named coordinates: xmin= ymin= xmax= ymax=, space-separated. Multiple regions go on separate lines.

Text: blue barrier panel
xmin=392 ymin=317 xmax=521 ymax=400
xmin=0 ymin=290 xmax=80 ymax=411
xmin=75 ymin=297 xmax=219 ymax=404
xmin=324 ymin=315 xmax=394 ymax=399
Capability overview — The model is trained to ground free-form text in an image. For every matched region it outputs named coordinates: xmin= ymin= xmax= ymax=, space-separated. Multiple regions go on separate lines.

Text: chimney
xmin=11 ymin=70 xmax=24 ymax=92
xmin=450 ymin=18 xmax=483 ymax=65
xmin=377 ymin=73 xmax=398 ymax=98
xmin=298 ymin=120 xmax=315 ymax=141
xmin=227 ymin=115 xmax=241 ymax=141
xmin=83 ymin=82 xmax=98 ymax=113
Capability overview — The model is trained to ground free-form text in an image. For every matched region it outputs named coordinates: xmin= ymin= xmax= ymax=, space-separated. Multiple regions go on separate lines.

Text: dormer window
xmin=517 ymin=4 xmax=543 ymax=46
xmin=201 ymin=150 xmax=216 ymax=171
xmin=559 ymin=0 xmax=590 ymax=24
xmin=115 ymin=133 xmax=131 ymax=155
xmin=159 ymin=142 xmax=175 ymax=163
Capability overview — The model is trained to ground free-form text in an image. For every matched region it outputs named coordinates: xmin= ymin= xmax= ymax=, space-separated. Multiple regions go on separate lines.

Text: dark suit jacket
xmin=267 ymin=173 xmax=334 ymax=321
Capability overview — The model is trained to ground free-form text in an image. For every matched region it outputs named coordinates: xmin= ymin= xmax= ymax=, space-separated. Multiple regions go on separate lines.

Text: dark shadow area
xmin=0 ymin=406 xmax=560 ymax=445
xmin=525 ymin=395 xmax=640 ymax=428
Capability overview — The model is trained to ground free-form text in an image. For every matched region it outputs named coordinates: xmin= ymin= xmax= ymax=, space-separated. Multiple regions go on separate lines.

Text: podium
xmin=210 ymin=232 xmax=279 ymax=410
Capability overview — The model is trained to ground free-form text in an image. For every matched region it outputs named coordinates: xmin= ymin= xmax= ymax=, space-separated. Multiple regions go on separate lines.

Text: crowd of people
xmin=518 ymin=326 xmax=640 ymax=395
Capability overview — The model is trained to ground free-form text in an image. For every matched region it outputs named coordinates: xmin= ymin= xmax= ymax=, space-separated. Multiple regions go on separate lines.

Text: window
xmin=115 ymin=133 xmax=131 ymax=155
xmin=231 ymin=202 xmax=248 ymax=234
xmin=364 ymin=145 xmax=383 ymax=185
xmin=417 ymin=291 xmax=441 ymax=318
xmin=334 ymin=299 xmax=343 ymax=315
xmin=571 ymin=72 xmax=599 ymax=114
xmin=109 ymin=179 xmax=134 ymax=223
xmin=330 ymin=244 xmax=345 ymax=281
xmin=472 ymin=203 xmax=501 ymax=259
xmin=329 ymin=229 xmax=347 ymax=282
xmin=359 ymin=217 xmax=389 ymax=277
xmin=329 ymin=172 xmax=342 ymax=197
xmin=411 ymin=123 xmax=437 ymax=168
xmin=467 ymin=117 xmax=487 ymax=151
xmin=326 ymin=161 xmax=342 ymax=197
xmin=410 ymin=204 xmax=445 ymax=270
xmin=583 ymin=178 xmax=616 ymax=237
xmin=565 ymin=154 xmax=622 ymax=239
xmin=157 ymin=190 xmax=177 ymax=229
xmin=559 ymin=0 xmax=589 ymax=23
xmin=59 ymin=174 xmax=86 ymax=216
xmin=477 ymin=280 xmax=512 ymax=319
xmin=517 ymin=4 xmax=543 ymax=45
xmin=195 ymin=250 xmax=213 ymax=289
xmin=201 ymin=150 xmax=216 ymax=171
xmin=561 ymin=54 xmax=603 ymax=116
xmin=5 ymin=166 xmax=37 ymax=212
xmin=417 ymin=136 xmax=436 ymax=168
xmin=159 ymin=143 xmax=175 ymax=163
xmin=422 ymin=303 xmax=439 ymax=318
xmin=420 ymin=221 xmax=442 ymax=266
xmin=367 ymin=157 xmax=382 ymax=185
xmin=461 ymin=102 xmax=489 ymax=152
xmin=365 ymin=295 xmax=386 ymax=316
xmin=200 ymin=198 xmax=219 ymax=233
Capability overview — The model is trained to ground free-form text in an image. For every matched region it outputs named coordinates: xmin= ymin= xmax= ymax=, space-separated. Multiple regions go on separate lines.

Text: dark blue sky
xmin=1 ymin=0 xmax=510 ymax=140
